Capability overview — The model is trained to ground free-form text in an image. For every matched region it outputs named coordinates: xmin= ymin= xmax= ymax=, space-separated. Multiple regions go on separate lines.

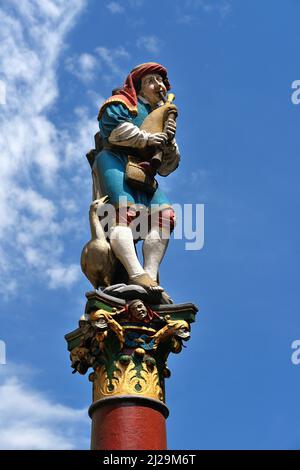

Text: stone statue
xmin=127 ymin=298 xmax=160 ymax=323
xmin=83 ymin=62 xmax=180 ymax=304
xmin=66 ymin=63 xmax=199 ymax=450
xmin=127 ymin=299 xmax=149 ymax=322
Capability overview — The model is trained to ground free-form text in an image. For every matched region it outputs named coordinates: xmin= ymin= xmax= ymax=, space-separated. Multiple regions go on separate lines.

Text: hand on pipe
xmin=147 ymin=132 xmax=168 ymax=148
xmin=165 ymin=118 xmax=177 ymax=140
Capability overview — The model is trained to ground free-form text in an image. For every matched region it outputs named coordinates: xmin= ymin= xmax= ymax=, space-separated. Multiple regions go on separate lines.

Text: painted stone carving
xmin=82 ymin=62 xmax=180 ymax=305
xmin=66 ymin=292 xmax=197 ymax=404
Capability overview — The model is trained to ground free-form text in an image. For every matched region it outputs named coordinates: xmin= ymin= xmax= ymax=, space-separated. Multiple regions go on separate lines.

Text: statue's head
xmin=99 ymin=62 xmax=171 ymax=120
xmin=138 ymin=73 xmax=167 ymax=107
xmin=129 ymin=62 xmax=170 ymax=107
xmin=128 ymin=299 xmax=148 ymax=322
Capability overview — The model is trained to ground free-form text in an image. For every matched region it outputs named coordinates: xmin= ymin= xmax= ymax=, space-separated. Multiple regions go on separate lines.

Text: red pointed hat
xmin=98 ymin=62 xmax=171 ymax=120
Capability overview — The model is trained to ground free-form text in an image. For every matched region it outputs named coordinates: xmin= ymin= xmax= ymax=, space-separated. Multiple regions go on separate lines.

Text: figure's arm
xmin=109 ymin=122 xmax=169 ymax=149
xmin=109 ymin=121 xmax=150 ymax=149
xmin=100 ymin=104 xmax=168 ymax=149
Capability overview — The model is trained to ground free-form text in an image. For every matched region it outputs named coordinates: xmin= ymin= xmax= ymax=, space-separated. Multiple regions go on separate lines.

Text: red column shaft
xmin=90 ymin=397 xmax=168 ymax=450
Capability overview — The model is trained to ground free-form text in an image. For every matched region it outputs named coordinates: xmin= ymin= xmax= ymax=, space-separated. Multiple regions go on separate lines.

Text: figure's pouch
xmin=125 ymin=158 xmax=158 ymax=194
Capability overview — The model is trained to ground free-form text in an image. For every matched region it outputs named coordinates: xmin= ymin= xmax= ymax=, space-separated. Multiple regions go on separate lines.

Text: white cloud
xmin=65 ymin=45 xmax=131 ymax=86
xmin=136 ymin=35 xmax=162 ymax=54
xmin=96 ymin=46 xmax=130 ymax=78
xmin=65 ymin=52 xmax=98 ymax=83
xmin=177 ymin=0 xmax=232 ymax=22
xmin=208 ymin=0 xmax=231 ymax=17
xmin=87 ymin=90 xmax=106 ymax=110
xmin=128 ymin=0 xmax=144 ymax=7
xmin=106 ymin=1 xmax=124 ymax=14
xmin=0 ymin=80 xmax=6 ymax=105
xmin=0 ymin=1 xmax=101 ymax=295
xmin=47 ymin=263 xmax=81 ymax=289
xmin=0 ymin=366 xmax=89 ymax=449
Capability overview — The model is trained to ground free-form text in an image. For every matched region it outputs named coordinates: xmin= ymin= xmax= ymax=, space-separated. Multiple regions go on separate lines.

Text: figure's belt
xmin=103 ymin=142 xmax=140 ymax=158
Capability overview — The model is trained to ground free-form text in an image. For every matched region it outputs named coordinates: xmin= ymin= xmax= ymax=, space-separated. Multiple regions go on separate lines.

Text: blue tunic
xmin=94 ymin=98 xmax=171 ymax=209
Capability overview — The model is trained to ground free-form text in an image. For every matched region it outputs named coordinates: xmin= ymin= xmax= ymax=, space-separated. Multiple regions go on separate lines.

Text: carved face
xmin=140 ymin=73 xmax=167 ymax=107
xmin=176 ymin=326 xmax=190 ymax=340
xmin=94 ymin=316 xmax=108 ymax=330
xmin=170 ymin=320 xmax=191 ymax=340
xmin=129 ymin=301 xmax=148 ymax=321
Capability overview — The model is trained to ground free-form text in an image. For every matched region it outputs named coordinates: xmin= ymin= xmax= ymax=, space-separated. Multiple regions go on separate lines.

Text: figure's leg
xmin=96 ymin=153 xmax=165 ymax=292
xmin=110 ymin=207 xmax=163 ymax=291
xmin=143 ymin=208 xmax=175 ymax=281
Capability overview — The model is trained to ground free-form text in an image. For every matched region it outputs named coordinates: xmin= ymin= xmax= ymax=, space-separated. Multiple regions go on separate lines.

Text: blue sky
xmin=0 ymin=0 xmax=300 ymax=450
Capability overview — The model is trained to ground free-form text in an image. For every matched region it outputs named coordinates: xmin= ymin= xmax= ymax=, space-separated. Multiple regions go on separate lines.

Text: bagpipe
xmin=126 ymin=93 xmax=178 ymax=194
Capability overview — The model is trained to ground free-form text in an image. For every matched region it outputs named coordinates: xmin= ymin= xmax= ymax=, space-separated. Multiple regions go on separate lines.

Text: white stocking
xmin=142 ymin=227 xmax=169 ymax=281
xmin=109 ymin=225 xmax=145 ymax=279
